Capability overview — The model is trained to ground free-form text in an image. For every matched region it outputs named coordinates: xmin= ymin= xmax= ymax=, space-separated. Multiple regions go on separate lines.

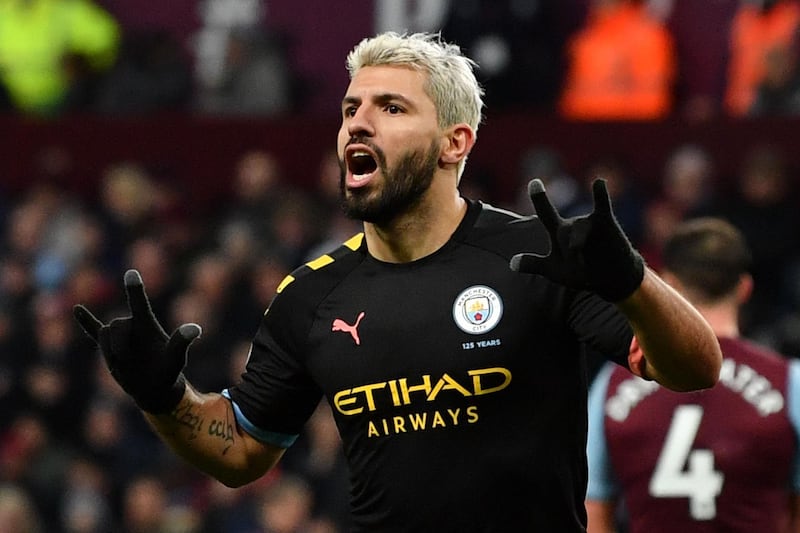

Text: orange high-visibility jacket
xmin=559 ymin=3 xmax=676 ymax=120
xmin=724 ymin=0 xmax=800 ymax=116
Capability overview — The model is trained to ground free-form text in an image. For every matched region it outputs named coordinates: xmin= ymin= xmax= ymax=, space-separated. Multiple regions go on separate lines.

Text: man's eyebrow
xmin=374 ymin=93 xmax=414 ymax=107
xmin=342 ymin=96 xmax=361 ymax=107
xmin=341 ymin=93 xmax=415 ymax=108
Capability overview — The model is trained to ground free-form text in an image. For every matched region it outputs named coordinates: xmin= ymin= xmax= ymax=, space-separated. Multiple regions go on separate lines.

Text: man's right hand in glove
xmin=73 ymin=269 xmax=201 ymax=414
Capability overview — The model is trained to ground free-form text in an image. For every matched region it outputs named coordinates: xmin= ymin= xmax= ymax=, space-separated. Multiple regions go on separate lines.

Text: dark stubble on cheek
xmin=339 ymin=140 xmax=440 ymax=225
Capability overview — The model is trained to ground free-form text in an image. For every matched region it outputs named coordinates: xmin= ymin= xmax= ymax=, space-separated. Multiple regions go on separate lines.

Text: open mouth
xmin=347 ymin=150 xmax=378 ymax=179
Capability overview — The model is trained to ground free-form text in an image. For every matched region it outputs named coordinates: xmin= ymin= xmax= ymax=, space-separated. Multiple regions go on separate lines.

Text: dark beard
xmin=338 ymin=139 xmax=440 ymax=225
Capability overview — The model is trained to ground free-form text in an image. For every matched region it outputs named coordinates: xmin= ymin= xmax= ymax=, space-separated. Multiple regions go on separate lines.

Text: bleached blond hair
xmin=346 ymin=32 xmax=485 ymax=179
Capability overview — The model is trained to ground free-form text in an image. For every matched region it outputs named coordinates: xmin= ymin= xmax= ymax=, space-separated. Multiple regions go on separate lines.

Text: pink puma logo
xmin=332 ymin=311 xmax=365 ymax=345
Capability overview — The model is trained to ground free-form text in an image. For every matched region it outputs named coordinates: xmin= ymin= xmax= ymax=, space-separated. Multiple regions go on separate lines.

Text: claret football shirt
xmin=587 ymin=337 xmax=800 ymax=532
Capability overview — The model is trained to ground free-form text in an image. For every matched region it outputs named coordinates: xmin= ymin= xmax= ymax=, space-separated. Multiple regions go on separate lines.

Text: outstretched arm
xmin=74 ymin=269 xmax=284 ymax=487
xmin=144 ymin=386 xmax=285 ymax=487
xmin=619 ymin=267 xmax=719 ymax=391
xmin=511 ymin=178 xmax=721 ymax=391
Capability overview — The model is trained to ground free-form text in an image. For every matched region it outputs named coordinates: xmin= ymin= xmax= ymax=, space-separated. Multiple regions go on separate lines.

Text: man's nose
xmin=347 ymin=106 xmax=375 ymax=138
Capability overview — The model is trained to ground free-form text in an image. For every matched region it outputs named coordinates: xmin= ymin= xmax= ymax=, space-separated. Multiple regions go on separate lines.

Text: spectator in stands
xmin=195 ymin=472 xmax=278 ymax=533
xmin=0 ymin=302 xmax=23 ymax=433
xmin=559 ymin=0 xmax=676 ymax=120
xmin=94 ymin=29 xmax=193 ymax=115
xmin=96 ymin=162 xmax=161 ymax=270
xmin=0 ymin=259 xmax=36 ymax=434
xmin=0 ymin=412 xmax=71 ymax=530
xmin=659 ymin=144 xmax=717 ymax=217
xmin=750 ymin=42 xmax=800 ymax=115
xmin=74 ymin=397 xmax=154 ymax=499
xmin=713 ymin=144 xmax=800 ymax=336
xmin=125 ymin=237 xmax=177 ymax=326
xmin=252 ymin=473 xmax=321 ymax=533
xmin=235 ymin=253 xmax=292 ymax=325
xmin=0 ymin=0 xmax=119 ymax=116
xmin=639 ymin=200 xmax=683 ymax=273
xmin=304 ymin=149 xmax=362 ymax=261
xmin=513 ymin=146 xmax=589 ymax=218
xmin=280 ymin=402 xmax=350 ymax=532
xmin=724 ymin=0 xmax=800 ymax=116
xmin=118 ymin=474 xmax=171 ymax=533
xmin=0 ymin=482 xmax=43 ymax=533
xmin=31 ymin=190 xmax=96 ymax=293
xmin=664 ymin=0 xmax=740 ymax=122
xmin=215 ymin=149 xmax=287 ymax=257
xmin=169 ymin=253 xmax=244 ymax=393
xmin=23 ymin=292 xmax=94 ymax=440
xmin=267 ymin=189 xmax=324 ymax=269
xmin=216 ymin=148 xmax=320 ymax=270
xmin=58 ymin=456 xmax=113 ymax=533
xmin=194 ymin=28 xmax=294 ymax=116
xmin=440 ymin=0 xmax=565 ymax=112
xmin=639 ymin=144 xmax=717 ymax=269
xmin=582 ymin=155 xmax=646 ymax=247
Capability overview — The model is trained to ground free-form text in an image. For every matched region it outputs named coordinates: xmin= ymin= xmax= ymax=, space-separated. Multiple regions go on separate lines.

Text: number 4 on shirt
xmin=649 ymin=404 xmax=725 ymax=520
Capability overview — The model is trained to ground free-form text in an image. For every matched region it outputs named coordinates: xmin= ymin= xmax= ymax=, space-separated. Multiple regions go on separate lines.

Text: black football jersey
xmin=226 ymin=198 xmax=633 ymax=532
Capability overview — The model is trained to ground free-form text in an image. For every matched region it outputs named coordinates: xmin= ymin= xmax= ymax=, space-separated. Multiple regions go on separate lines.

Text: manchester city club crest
xmin=453 ymin=285 xmax=503 ymax=334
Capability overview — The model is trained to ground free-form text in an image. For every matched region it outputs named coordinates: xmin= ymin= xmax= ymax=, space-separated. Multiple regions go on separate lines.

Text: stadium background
xmin=2 ymin=1 xmax=800 ymax=531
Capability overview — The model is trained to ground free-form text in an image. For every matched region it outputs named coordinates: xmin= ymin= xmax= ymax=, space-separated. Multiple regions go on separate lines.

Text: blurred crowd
xmin=509 ymin=141 xmax=800 ymax=379
xmin=2 ymin=0 xmax=800 ymax=120
xmin=2 ymin=0 xmax=800 ymax=531
xmin=0 ymin=140 xmax=799 ymax=532
xmin=0 ymin=145 xmax=360 ymax=532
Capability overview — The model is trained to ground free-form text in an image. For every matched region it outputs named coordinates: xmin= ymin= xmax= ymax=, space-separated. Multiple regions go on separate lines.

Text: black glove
xmin=510 ymin=178 xmax=644 ymax=302
xmin=73 ymin=269 xmax=201 ymax=414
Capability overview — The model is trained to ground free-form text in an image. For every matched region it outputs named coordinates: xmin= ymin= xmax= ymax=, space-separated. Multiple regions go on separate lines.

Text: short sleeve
xmin=225 ymin=293 xmax=323 ymax=447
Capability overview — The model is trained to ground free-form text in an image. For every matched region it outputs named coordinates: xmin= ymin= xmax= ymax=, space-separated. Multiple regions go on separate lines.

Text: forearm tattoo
xmin=170 ymin=399 xmax=236 ymax=454
xmin=173 ymin=400 xmax=204 ymax=439
xmin=208 ymin=408 xmax=235 ymax=454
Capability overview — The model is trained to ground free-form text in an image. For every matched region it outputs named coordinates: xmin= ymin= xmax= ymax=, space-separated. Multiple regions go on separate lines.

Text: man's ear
xmin=736 ymin=273 xmax=753 ymax=304
xmin=440 ymin=123 xmax=475 ymax=166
